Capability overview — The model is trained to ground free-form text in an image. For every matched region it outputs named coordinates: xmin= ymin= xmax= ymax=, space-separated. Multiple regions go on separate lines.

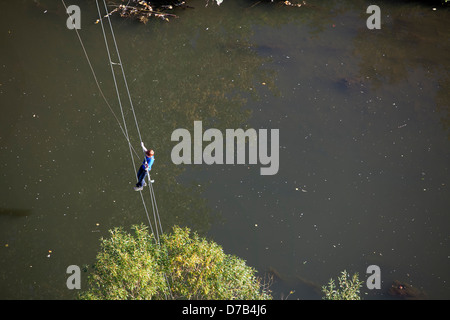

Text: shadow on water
xmin=0 ymin=208 xmax=32 ymax=218
xmin=267 ymin=266 xmax=323 ymax=300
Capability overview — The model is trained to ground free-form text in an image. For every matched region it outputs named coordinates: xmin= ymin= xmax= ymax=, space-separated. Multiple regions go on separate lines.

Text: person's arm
xmin=141 ymin=141 xmax=148 ymax=153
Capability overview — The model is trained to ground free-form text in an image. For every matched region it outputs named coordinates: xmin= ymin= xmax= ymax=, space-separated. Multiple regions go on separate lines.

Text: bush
xmin=321 ymin=270 xmax=363 ymax=300
xmin=79 ymin=224 xmax=271 ymax=300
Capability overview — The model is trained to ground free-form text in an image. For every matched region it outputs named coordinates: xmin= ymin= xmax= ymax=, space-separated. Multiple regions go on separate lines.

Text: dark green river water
xmin=1 ymin=0 xmax=449 ymax=299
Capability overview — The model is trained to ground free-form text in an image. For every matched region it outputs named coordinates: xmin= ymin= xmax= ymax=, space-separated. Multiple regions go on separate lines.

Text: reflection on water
xmin=0 ymin=0 xmax=449 ymax=299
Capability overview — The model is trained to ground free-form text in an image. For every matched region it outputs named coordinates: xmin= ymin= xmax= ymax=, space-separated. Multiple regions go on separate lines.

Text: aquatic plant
xmin=321 ymin=270 xmax=363 ymax=300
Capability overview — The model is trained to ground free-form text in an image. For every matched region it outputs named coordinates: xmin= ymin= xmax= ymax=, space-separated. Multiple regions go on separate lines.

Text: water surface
xmin=0 ymin=0 xmax=449 ymax=299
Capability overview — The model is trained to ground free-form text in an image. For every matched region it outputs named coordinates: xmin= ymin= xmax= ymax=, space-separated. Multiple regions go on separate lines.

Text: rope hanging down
xmin=62 ymin=0 xmax=163 ymax=243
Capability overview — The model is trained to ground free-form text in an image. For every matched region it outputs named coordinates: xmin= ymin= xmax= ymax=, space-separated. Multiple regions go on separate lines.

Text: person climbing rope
xmin=134 ymin=142 xmax=155 ymax=191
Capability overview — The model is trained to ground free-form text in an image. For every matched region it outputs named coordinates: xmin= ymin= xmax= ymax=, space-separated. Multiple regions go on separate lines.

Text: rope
xmin=63 ymin=0 xmax=171 ymax=298
xmin=97 ymin=1 xmax=173 ymax=298
xmin=100 ymin=0 xmax=144 ymax=145
xmin=98 ymin=0 xmax=163 ymax=242
xmin=61 ymin=0 xmax=141 ymax=160
xmin=149 ymin=176 xmax=163 ymax=235
xmin=94 ymin=0 xmax=160 ymax=241
xmin=94 ymin=1 xmax=137 ymax=176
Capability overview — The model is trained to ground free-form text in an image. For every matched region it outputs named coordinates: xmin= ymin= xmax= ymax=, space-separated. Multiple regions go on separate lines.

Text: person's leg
xmin=136 ymin=167 xmax=146 ymax=187
xmin=141 ymin=171 xmax=148 ymax=187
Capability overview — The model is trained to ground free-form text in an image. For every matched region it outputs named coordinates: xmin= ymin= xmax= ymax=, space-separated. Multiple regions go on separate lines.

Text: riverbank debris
xmin=97 ymin=0 xmax=192 ymax=24
xmin=283 ymin=1 xmax=306 ymax=7
xmin=100 ymin=0 xmax=309 ymax=24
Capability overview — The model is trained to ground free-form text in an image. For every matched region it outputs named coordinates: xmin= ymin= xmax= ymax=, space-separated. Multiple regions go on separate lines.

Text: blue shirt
xmin=142 ymin=156 xmax=154 ymax=170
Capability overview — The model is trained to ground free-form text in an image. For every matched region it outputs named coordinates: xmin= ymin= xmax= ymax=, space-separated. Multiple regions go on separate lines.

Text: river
xmin=0 ymin=0 xmax=449 ymax=299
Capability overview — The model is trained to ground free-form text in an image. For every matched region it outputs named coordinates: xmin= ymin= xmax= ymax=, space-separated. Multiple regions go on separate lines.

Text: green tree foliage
xmin=79 ymin=224 xmax=271 ymax=300
xmin=321 ymin=270 xmax=363 ymax=300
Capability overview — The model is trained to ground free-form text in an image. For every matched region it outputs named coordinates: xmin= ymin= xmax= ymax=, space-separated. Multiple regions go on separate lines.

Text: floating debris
xmin=388 ymin=280 xmax=427 ymax=300
xmin=102 ymin=0 xmax=309 ymax=24
xmin=98 ymin=0 xmax=192 ymax=24
xmin=283 ymin=0 xmax=307 ymax=7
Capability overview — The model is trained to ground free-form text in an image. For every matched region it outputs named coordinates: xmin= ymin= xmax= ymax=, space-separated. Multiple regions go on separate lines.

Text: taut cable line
xmin=94 ymin=0 xmax=158 ymax=240
xmin=62 ymin=0 xmax=163 ymax=242
xmin=63 ymin=0 xmax=171 ymax=298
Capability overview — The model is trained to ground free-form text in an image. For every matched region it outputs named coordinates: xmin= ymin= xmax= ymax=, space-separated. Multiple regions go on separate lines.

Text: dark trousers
xmin=136 ymin=166 xmax=147 ymax=188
